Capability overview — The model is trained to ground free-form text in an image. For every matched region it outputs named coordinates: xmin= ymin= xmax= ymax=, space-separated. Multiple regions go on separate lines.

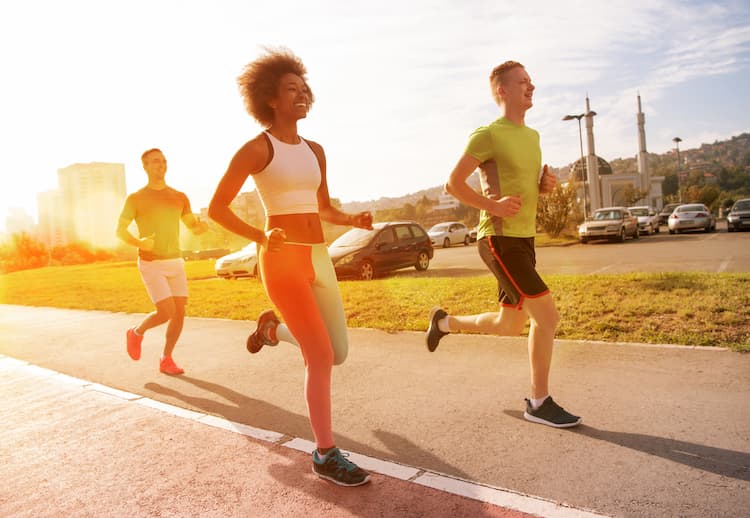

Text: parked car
xmin=182 ymin=248 xmax=230 ymax=261
xmin=469 ymin=226 xmax=478 ymax=243
xmin=627 ymin=206 xmax=660 ymax=235
xmin=427 ymin=221 xmax=471 ymax=248
xmin=328 ymin=221 xmax=433 ymax=280
xmin=658 ymin=203 xmax=681 ymax=226
xmin=214 ymin=243 xmax=259 ymax=279
xmin=667 ymin=203 xmax=716 ymax=234
xmin=726 ymin=198 xmax=750 ymax=232
xmin=578 ymin=207 xmax=639 ymax=243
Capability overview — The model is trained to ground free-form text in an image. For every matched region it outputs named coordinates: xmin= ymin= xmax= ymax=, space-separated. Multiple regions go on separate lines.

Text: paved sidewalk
xmin=0 ymin=356 xmax=597 ymax=518
xmin=1 ymin=305 xmax=749 ymax=517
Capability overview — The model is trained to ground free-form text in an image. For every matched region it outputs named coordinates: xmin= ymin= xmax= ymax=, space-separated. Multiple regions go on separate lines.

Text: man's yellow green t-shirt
xmin=119 ymin=186 xmax=191 ymax=261
xmin=464 ymin=117 xmax=542 ymax=239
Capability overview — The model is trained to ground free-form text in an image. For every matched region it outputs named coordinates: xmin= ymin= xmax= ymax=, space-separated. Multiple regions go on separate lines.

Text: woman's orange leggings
xmin=259 ymin=242 xmax=348 ymax=448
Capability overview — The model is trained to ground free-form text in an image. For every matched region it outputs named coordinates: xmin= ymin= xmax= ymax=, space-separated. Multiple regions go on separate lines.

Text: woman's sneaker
xmin=246 ymin=310 xmax=280 ymax=354
xmin=523 ymin=396 xmax=581 ymax=428
xmin=312 ymin=448 xmax=371 ymax=487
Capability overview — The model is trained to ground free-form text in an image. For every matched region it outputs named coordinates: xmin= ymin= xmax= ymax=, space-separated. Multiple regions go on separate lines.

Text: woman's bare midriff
xmin=267 ymin=213 xmax=325 ymax=243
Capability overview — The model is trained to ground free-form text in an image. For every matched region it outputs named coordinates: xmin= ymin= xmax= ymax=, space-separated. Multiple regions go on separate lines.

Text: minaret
xmin=585 ymin=96 xmax=601 ymax=210
xmin=636 ymin=93 xmax=650 ymax=200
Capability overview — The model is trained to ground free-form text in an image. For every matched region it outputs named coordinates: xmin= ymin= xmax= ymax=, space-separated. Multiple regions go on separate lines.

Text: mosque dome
xmin=569 ymin=155 xmax=613 ymax=181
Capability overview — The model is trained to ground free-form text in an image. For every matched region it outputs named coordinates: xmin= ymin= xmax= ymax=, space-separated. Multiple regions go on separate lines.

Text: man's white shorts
xmin=137 ymin=257 xmax=188 ymax=303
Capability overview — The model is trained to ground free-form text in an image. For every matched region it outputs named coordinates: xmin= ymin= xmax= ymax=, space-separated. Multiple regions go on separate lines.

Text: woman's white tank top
xmin=252 ymin=131 xmax=321 ymax=216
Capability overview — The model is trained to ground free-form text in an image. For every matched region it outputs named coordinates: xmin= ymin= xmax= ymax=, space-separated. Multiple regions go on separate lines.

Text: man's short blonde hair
xmin=489 ymin=61 xmax=524 ymax=106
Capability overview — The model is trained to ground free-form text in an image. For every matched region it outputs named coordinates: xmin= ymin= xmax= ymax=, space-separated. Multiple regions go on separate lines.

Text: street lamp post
xmin=563 ymin=111 xmax=596 ymax=219
xmin=673 ymin=137 xmax=683 ymax=203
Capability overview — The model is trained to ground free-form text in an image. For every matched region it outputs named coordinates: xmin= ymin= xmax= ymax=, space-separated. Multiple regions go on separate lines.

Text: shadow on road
xmin=504 ymin=410 xmax=750 ymax=481
xmin=145 ymin=377 xmax=500 ymax=517
xmin=146 ymin=376 xmax=474 ymax=479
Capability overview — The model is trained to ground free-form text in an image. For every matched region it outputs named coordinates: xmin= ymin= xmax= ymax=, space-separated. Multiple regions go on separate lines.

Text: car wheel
xmin=633 ymin=227 xmax=639 ymax=240
xmin=415 ymin=251 xmax=430 ymax=271
xmin=358 ymin=261 xmax=375 ymax=280
xmin=655 ymin=225 xmax=660 ymax=234
xmin=728 ymin=226 xmax=734 ymax=232
xmin=669 ymin=228 xmax=675 ymax=234
xmin=443 ymin=238 xmax=451 ymax=248
xmin=618 ymin=228 xmax=626 ymax=242
xmin=580 ymin=237 xmax=588 ymax=244
xmin=463 ymin=235 xmax=470 ymax=246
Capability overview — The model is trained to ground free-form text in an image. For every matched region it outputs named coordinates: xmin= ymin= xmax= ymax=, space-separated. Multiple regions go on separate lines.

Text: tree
xmin=621 ymin=185 xmax=650 ymax=206
xmin=0 ymin=233 xmax=49 ymax=273
xmin=536 ymin=182 xmax=578 ymax=237
xmin=662 ymin=174 xmax=679 ymax=197
xmin=415 ymin=195 xmax=435 ymax=220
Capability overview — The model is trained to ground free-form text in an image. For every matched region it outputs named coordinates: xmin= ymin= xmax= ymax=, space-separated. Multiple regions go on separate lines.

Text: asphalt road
xmin=1 ymin=305 xmax=748 ymax=517
xmin=423 ymin=221 xmax=750 ymax=277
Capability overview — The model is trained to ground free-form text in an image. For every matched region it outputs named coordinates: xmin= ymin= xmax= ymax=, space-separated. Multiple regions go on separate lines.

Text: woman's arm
xmin=208 ymin=136 xmax=271 ymax=245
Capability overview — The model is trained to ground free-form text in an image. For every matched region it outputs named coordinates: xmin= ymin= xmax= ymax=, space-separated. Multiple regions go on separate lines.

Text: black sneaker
xmin=523 ymin=396 xmax=581 ymax=428
xmin=246 ymin=310 xmax=280 ymax=354
xmin=426 ymin=307 xmax=448 ymax=352
xmin=312 ymin=448 xmax=371 ymax=487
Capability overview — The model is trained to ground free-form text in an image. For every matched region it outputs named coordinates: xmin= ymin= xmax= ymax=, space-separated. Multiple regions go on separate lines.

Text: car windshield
xmin=593 ymin=210 xmax=621 ymax=220
xmin=429 ymin=224 xmax=450 ymax=233
xmin=733 ymin=200 xmax=750 ymax=211
xmin=677 ymin=205 xmax=705 ymax=213
xmin=629 ymin=208 xmax=648 ymax=216
xmin=330 ymin=227 xmax=376 ymax=247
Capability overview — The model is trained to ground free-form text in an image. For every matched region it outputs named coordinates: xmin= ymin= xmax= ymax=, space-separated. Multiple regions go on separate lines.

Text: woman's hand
xmin=351 ymin=211 xmax=373 ymax=230
xmin=263 ymin=227 xmax=287 ymax=252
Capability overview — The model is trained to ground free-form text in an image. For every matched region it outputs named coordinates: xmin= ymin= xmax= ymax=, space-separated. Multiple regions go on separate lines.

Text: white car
xmin=667 ymin=203 xmax=716 ymax=234
xmin=627 ymin=206 xmax=660 ymax=235
xmin=214 ymin=243 xmax=259 ymax=279
xmin=427 ymin=221 xmax=470 ymax=248
xmin=578 ymin=207 xmax=639 ymax=243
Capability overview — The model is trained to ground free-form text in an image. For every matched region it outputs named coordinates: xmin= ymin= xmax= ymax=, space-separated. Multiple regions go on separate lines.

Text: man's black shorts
xmin=477 ymin=236 xmax=549 ymax=309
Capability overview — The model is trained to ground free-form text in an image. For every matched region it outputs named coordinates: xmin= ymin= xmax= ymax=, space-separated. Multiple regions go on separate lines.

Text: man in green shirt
xmin=116 ymin=148 xmax=208 ymax=375
xmin=426 ymin=61 xmax=580 ymax=428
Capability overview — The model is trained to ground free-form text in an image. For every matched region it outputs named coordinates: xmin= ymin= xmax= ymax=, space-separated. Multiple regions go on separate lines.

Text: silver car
xmin=214 ymin=243 xmax=259 ymax=279
xmin=578 ymin=207 xmax=639 ymax=243
xmin=427 ymin=221 xmax=470 ymax=248
xmin=667 ymin=203 xmax=716 ymax=234
xmin=727 ymin=198 xmax=750 ymax=232
xmin=628 ymin=206 xmax=660 ymax=235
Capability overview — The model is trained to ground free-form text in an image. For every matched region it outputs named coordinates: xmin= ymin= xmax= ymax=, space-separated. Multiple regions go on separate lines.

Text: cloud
xmin=1 ymin=0 xmax=749 ymax=229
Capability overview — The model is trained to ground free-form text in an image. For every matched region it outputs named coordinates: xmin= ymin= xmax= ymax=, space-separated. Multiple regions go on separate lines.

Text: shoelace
xmin=329 ymin=450 xmax=358 ymax=472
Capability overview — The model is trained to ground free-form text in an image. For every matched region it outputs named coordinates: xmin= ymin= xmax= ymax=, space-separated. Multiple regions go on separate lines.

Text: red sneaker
xmin=159 ymin=356 xmax=184 ymax=375
xmin=126 ymin=327 xmax=143 ymax=361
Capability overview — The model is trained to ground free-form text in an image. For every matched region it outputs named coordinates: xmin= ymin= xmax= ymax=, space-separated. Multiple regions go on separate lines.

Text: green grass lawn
xmin=1 ymin=260 xmax=748 ymax=352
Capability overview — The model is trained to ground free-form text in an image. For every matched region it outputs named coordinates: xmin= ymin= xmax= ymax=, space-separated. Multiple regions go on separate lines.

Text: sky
xmin=1 ymin=0 xmax=749 ymax=233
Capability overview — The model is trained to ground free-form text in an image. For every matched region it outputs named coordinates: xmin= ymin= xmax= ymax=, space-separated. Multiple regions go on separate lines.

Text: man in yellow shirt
xmin=426 ymin=61 xmax=580 ymax=428
xmin=116 ymin=148 xmax=208 ymax=375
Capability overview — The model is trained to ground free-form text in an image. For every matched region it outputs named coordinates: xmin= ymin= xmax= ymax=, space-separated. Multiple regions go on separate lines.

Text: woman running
xmin=208 ymin=47 xmax=373 ymax=487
